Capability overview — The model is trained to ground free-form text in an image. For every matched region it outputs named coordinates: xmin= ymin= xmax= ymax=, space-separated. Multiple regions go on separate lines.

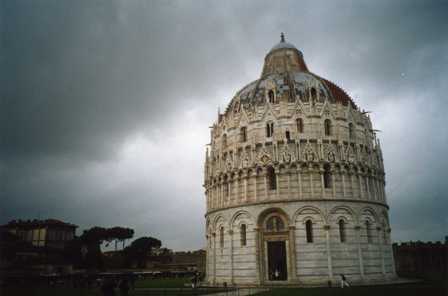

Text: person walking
xmin=118 ymin=278 xmax=130 ymax=296
xmin=340 ymin=274 xmax=350 ymax=288
xmin=101 ymin=278 xmax=116 ymax=296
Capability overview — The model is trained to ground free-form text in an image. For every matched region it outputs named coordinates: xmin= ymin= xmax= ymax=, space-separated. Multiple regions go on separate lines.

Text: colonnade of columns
xmin=206 ymin=167 xmax=386 ymax=211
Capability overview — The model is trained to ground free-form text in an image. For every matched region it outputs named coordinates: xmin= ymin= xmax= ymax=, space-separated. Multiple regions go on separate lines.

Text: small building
xmin=170 ymin=249 xmax=206 ymax=273
xmin=1 ymin=219 xmax=77 ymax=249
xmin=0 ymin=219 xmax=78 ymax=274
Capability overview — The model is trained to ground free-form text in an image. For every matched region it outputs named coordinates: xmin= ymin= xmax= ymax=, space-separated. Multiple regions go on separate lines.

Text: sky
xmin=1 ymin=0 xmax=447 ymax=250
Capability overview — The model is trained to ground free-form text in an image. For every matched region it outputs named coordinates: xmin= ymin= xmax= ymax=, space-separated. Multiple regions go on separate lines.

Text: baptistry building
xmin=203 ymin=34 xmax=396 ymax=286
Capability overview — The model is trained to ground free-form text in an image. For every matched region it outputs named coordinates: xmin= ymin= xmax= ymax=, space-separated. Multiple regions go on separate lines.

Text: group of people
xmin=101 ymin=277 xmax=134 ymax=296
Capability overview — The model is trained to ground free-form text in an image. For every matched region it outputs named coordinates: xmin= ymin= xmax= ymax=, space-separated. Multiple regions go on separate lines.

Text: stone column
xmin=210 ymin=187 xmax=213 ymax=209
xmin=264 ymin=174 xmax=268 ymax=200
xmin=355 ymin=225 xmax=365 ymax=279
xmin=342 ymin=172 xmax=346 ymax=198
xmin=287 ymin=173 xmax=291 ymax=199
xmin=378 ymin=227 xmax=386 ymax=276
xmin=388 ymin=228 xmax=397 ymax=276
xmin=244 ymin=177 xmax=248 ymax=202
xmin=324 ymin=225 xmax=333 ymax=281
xmin=229 ymin=229 xmax=235 ymax=284
xmin=229 ymin=181 xmax=233 ymax=205
xmin=276 ymin=169 xmax=280 ymax=199
xmin=298 ymin=169 xmax=302 ymax=199
xmin=320 ymin=170 xmax=325 ymax=198
xmin=365 ymin=176 xmax=371 ymax=200
xmin=376 ymin=178 xmax=381 ymax=202
xmin=205 ymin=235 xmax=209 ymax=282
xmin=332 ymin=171 xmax=336 ymax=198
xmin=358 ymin=174 xmax=363 ymax=199
xmin=310 ymin=169 xmax=314 ymax=198
xmin=254 ymin=227 xmax=263 ymax=285
xmin=288 ymin=226 xmax=297 ymax=281
xmin=213 ymin=232 xmax=217 ymax=285
xmin=254 ymin=174 xmax=258 ymax=202
xmin=219 ymin=184 xmax=222 ymax=208
xmin=350 ymin=174 xmax=355 ymax=198
xmin=234 ymin=179 xmax=239 ymax=205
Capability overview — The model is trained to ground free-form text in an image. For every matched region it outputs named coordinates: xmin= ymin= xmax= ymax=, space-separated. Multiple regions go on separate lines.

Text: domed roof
xmin=268 ymin=33 xmax=303 ymax=56
xmin=228 ymin=72 xmax=355 ymax=111
xmin=224 ymin=34 xmax=356 ymax=114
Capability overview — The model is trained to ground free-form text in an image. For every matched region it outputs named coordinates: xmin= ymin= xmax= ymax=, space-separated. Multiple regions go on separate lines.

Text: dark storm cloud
xmin=1 ymin=0 xmax=447 ymax=249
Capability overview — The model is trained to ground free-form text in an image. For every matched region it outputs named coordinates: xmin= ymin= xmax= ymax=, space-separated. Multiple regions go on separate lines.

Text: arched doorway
xmin=258 ymin=209 xmax=293 ymax=283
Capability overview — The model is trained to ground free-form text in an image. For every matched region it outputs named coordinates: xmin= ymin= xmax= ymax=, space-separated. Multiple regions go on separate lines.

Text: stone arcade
xmin=203 ymin=35 xmax=396 ymax=286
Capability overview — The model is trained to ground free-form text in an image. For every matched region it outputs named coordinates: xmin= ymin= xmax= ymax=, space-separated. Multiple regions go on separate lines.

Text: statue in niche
xmin=302 ymin=143 xmax=315 ymax=162
xmin=328 ymin=151 xmax=336 ymax=162
xmin=346 ymin=145 xmax=356 ymax=163
xmin=324 ymin=143 xmax=336 ymax=162
xmin=281 ymin=145 xmax=294 ymax=164
xmin=242 ymin=151 xmax=250 ymax=168
xmin=360 ymin=149 xmax=367 ymax=164
xmin=226 ymin=161 xmax=233 ymax=171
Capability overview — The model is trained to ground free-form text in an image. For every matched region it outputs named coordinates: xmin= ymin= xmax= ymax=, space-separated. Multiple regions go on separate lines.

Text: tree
xmin=79 ymin=227 xmax=109 ymax=270
xmin=77 ymin=226 xmax=135 ymax=269
xmin=124 ymin=236 xmax=161 ymax=268
xmin=107 ymin=227 xmax=134 ymax=250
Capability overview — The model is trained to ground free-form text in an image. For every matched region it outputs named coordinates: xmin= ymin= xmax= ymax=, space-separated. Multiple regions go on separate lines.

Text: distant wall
xmin=393 ymin=239 xmax=448 ymax=281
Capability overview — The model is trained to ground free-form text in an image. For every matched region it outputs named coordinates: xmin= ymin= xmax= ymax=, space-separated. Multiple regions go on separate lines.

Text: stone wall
xmin=205 ymin=201 xmax=395 ymax=285
xmin=204 ymin=98 xmax=386 ymax=213
xmin=393 ymin=240 xmax=448 ymax=281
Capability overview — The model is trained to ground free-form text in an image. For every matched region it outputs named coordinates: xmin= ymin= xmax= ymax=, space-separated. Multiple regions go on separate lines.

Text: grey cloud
xmin=1 ymin=0 xmax=447 ymax=249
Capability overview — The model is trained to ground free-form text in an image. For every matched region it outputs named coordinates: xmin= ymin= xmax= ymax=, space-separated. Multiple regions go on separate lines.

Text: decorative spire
xmin=280 ymin=32 xmax=285 ymax=43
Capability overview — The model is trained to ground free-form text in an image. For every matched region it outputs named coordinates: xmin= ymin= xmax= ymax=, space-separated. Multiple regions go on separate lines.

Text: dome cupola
xmin=261 ymin=33 xmax=308 ymax=76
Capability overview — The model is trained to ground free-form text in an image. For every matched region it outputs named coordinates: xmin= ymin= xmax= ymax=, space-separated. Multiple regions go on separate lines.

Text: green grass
xmin=135 ymin=277 xmax=191 ymax=288
xmin=257 ymin=282 xmax=446 ymax=296
xmin=1 ymin=286 xmax=101 ymax=296
xmin=3 ymin=280 xmax=445 ymax=296
xmin=1 ymin=278 xmax=199 ymax=296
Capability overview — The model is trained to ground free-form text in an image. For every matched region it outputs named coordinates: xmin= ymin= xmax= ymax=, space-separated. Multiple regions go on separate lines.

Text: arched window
xmin=296 ymin=118 xmax=303 ymax=133
xmin=285 ymin=130 xmax=291 ymax=142
xmin=268 ymin=89 xmax=275 ymax=104
xmin=305 ymin=220 xmax=313 ymax=243
xmin=323 ymin=164 xmax=332 ymax=189
xmin=240 ymin=127 xmax=247 ymax=142
xmin=324 ymin=119 xmax=332 ymax=136
xmin=267 ymin=166 xmax=277 ymax=190
xmin=348 ymin=123 xmax=354 ymax=139
xmin=310 ymin=88 xmax=317 ymax=101
xmin=266 ymin=122 xmax=274 ymax=138
xmin=220 ymin=226 xmax=224 ymax=248
xmin=339 ymin=219 xmax=346 ymax=243
xmin=266 ymin=216 xmax=285 ymax=232
xmin=365 ymin=220 xmax=373 ymax=243
xmin=240 ymin=224 xmax=247 ymax=246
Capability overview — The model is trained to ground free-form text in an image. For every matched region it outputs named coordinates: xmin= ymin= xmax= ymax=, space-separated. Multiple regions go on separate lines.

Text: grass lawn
xmin=135 ymin=277 xmax=191 ymax=288
xmin=3 ymin=280 xmax=445 ymax=296
xmin=0 ymin=286 xmax=101 ymax=296
xmin=257 ymin=282 xmax=446 ymax=296
xmin=1 ymin=277 xmax=208 ymax=296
